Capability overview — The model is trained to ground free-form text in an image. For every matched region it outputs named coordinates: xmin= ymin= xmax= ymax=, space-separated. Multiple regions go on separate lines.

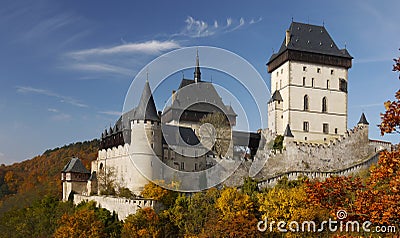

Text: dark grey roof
xmin=283 ymin=124 xmax=294 ymax=137
xmin=162 ymin=125 xmax=201 ymax=146
xmin=232 ymin=131 xmax=261 ymax=148
xmin=268 ymin=90 xmax=283 ymax=103
xmin=62 ymin=157 xmax=90 ymax=174
xmin=358 ymin=113 xmax=369 ymax=125
xmin=170 ymin=81 xmax=237 ymax=116
xmin=268 ymin=22 xmax=352 ymax=64
xmin=133 ymin=81 xmax=160 ymax=121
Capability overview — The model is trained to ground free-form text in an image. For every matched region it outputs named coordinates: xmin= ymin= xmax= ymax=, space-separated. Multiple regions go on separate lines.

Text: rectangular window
xmin=339 ymin=78 xmax=347 ymax=92
xmin=326 ymin=80 xmax=330 ymax=89
xmin=311 ymin=78 xmax=314 ymax=87
xmin=195 ymin=163 xmax=198 ymax=171
xmin=303 ymin=77 xmax=306 ymax=86
xmin=303 ymin=121 xmax=309 ymax=132
xmin=323 ymin=123 xmax=329 ymax=134
xmin=303 ymin=66 xmax=307 ymax=71
xmin=317 ymin=68 xmax=321 ymax=73
xmin=180 ymin=162 xmax=185 ymax=170
xmin=335 ymin=128 xmax=338 ymax=134
xmin=331 ymin=69 xmax=334 ymax=75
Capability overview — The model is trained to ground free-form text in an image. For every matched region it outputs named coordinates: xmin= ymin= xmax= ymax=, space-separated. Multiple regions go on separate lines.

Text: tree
xmin=353 ymin=53 xmax=400 ymax=225
xmin=54 ymin=209 xmax=105 ymax=238
xmin=121 ymin=207 xmax=160 ymax=238
xmin=259 ymin=183 xmax=329 ymax=236
xmin=97 ymin=167 xmax=117 ymax=196
xmin=273 ymin=135 xmax=284 ymax=153
xmin=199 ymin=187 xmax=260 ymax=238
xmin=199 ymin=112 xmax=232 ymax=158
xmin=379 ymin=54 xmax=400 ymax=135
xmin=140 ymin=181 xmax=178 ymax=208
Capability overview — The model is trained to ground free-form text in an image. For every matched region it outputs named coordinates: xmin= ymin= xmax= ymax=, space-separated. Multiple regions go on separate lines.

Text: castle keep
xmin=61 ymin=22 xmax=391 ymax=219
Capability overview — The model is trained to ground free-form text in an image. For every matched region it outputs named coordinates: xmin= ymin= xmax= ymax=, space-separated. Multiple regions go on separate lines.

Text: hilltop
xmin=0 ymin=140 xmax=99 ymax=214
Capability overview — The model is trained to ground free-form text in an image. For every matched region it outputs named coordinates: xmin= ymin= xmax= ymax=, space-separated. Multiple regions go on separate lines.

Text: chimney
xmin=285 ymin=30 xmax=291 ymax=46
xmin=172 ymin=90 xmax=176 ymax=103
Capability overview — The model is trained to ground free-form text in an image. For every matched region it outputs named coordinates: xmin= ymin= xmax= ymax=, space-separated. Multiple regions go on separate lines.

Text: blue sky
xmin=0 ymin=0 xmax=399 ymax=164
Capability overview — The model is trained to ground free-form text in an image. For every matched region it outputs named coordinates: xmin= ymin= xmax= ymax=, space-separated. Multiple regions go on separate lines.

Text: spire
xmin=358 ymin=112 xmax=369 ymax=125
xmin=134 ymin=80 xmax=160 ymax=121
xmin=283 ymin=124 xmax=294 ymax=137
xmin=194 ymin=48 xmax=201 ymax=83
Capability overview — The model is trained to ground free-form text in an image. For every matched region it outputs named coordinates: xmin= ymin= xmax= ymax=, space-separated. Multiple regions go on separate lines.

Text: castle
xmin=61 ymin=22 xmax=391 ymax=218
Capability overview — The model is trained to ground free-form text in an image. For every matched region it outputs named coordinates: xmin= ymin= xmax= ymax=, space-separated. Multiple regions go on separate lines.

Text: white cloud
xmin=68 ymin=40 xmax=180 ymax=59
xmin=16 ymin=86 xmax=88 ymax=108
xmin=226 ymin=18 xmax=233 ymax=27
xmin=69 ymin=63 xmax=133 ymax=76
xmin=177 ymin=16 xmax=262 ymax=38
xmin=48 ymin=108 xmax=59 ymax=113
xmin=214 ymin=20 xmax=218 ymax=28
xmin=51 ymin=113 xmax=72 ymax=121
xmin=98 ymin=111 xmax=122 ymax=116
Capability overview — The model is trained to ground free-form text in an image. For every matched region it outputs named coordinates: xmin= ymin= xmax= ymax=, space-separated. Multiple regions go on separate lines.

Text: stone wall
xmin=73 ymin=194 xmax=161 ymax=220
xmin=223 ymin=124 xmax=387 ymax=187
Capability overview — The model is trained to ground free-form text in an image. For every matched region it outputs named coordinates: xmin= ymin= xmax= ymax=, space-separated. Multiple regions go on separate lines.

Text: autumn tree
xmin=54 ymin=209 xmax=105 ymax=238
xmin=121 ymin=207 xmax=160 ymax=238
xmin=140 ymin=181 xmax=178 ymax=208
xmin=199 ymin=112 xmax=232 ymax=158
xmin=379 ymin=54 xmax=400 ymax=134
xmin=199 ymin=187 xmax=261 ymax=237
xmin=352 ymin=53 xmax=400 ymax=225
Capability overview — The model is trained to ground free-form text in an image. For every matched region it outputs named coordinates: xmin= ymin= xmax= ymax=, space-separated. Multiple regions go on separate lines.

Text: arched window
xmin=304 ymin=95 xmax=309 ymax=111
xmin=99 ymin=163 xmax=104 ymax=171
xmin=322 ymin=97 xmax=327 ymax=112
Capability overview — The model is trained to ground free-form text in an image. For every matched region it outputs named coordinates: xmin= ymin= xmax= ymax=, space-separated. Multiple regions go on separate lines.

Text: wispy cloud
xmin=51 ymin=113 xmax=72 ymax=121
xmin=68 ymin=63 xmax=133 ymax=76
xmin=98 ymin=111 xmax=122 ymax=116
xmin=16 ymin=86 xmax=88 ymax=108
xmin=23 ymin=13 xmax=78 ymax=41
xmin=64 ymin=40 xmax=180 ymax=77
xmin=68 ymin=40 xmax=181 ymax=59
xmin=176 ymin=16 xmax=262 ymax=38
xmin=48 ymin=108 xmax=59 ymax=113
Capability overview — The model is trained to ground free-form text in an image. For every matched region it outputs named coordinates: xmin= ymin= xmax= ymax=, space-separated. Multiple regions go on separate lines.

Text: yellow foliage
xmin=216 ymin=187 xmax=253 ymax=220
xmin=258 ymin=185 xmax=328 ymax=231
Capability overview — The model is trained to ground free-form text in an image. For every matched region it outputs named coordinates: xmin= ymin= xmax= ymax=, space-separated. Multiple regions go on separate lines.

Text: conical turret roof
xmin=358 ymin=112 xmax=369 ymax=125
xmin=134 ymin=80 xmax=160 ymax=121
xmin=283 ymin=124 xmax=294 ymax=137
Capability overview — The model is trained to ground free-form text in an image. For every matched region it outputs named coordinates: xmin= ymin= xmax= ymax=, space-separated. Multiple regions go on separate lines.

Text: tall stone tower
xmin=128 ymin=80 xmax=162 ymax=192
xmin=267 ymin=22 xmax=353 ymax=143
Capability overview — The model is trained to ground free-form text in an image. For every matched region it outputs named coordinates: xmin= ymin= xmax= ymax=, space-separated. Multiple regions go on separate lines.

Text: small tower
xmin=357 ymin=112 xmax=369 ymax=144
xmin=268 ymin=90 xmax=284 ymax=135
xmin=61 ymin=157 xmax=90 ymax=201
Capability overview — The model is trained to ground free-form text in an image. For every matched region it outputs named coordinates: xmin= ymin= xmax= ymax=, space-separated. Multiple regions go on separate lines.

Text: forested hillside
xmin=0 ymin=139 xmax=99 ymax=214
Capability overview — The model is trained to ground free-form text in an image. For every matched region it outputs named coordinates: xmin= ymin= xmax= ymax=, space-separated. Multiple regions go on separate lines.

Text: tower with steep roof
xmin=267 ymin=21 xmax=353 ymax=143
xmin=61 ymin=157 xmax=91 ymax=201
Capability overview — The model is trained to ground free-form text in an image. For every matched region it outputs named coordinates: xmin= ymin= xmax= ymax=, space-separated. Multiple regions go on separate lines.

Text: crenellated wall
xmin=73 ymin=194 xmax=162 ymax=220
xmin=223 ymin=124 xmax=390 ymax=187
